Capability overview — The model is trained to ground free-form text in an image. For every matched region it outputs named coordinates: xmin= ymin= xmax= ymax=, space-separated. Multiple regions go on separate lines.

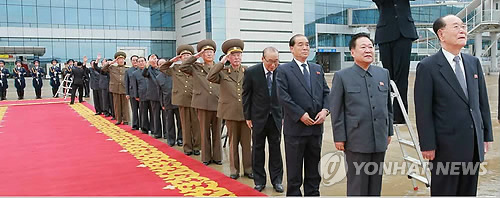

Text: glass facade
xmin=0 ymin=37 xmax=175 ymax=64
xmin=0 ymin=0 xmax=175 ymax=31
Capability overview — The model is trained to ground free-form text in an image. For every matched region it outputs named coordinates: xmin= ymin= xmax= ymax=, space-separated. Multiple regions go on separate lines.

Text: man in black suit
xmin=414 ymin=15 xmax=493 ymax=196
xmin=156 ymin=58 xmax=182 ymax=146
xmin=125 ymin=55 xmax=139 ymax=130
xmin=70 ymin=61 xmax=87 ymax=104
xmin=89 ymin=60 xmax=103 ymax=115
xmin=276 ymin=34 xmax=330 ymax=196
xmin=143 ymin=54 xmax=162 ymax=139
xmin=373 ymin=0 xmax=418 ymax=124
xmin=242 ymin=47 xmax=284 ymax=193
xmin=131 ymin=57 xmax=151 ymax=135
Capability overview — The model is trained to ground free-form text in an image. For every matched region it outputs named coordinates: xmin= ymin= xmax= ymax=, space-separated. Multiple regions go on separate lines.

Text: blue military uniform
xmin=49 ymin=61 xmax=62 ymax=97
xmin=0 ymin=61 xmax=10 ymax=100
xmin=13 ymin=61 xmax=27 ymax=100
xmin=32 ymin=60 xmax=45 ymax=99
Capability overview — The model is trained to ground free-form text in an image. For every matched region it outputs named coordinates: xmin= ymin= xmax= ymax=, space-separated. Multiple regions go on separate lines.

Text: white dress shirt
xmin=442 ymin=48 xmax=466 ymax=81
xmin=294 ymin=58 xmax=309 ymax=75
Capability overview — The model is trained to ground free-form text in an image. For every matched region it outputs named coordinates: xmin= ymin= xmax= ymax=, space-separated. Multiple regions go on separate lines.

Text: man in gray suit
xmin=156 ymin=58 xmax=182 ymax=146
xmin=276 ymin=34 xmax=330 ymax=196
xmin=125 ymin=55 xmax=139 ymax=130
xmin=131 ymin=57 xmax=151 ymax=134
xmin=330 ymin=33 xmax=393 ymax=196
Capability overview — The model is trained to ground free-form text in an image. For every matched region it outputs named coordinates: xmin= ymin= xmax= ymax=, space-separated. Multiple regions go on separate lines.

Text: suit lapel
xmin=257 ymin=64 xmax=270 ymax=96
xmin=437 ymin=50 xmax=469 ymax=104
xmin=308 ymin=62 xmax=317 ymax=96
xmin=289 ymin=60 xmax=312 ymax=96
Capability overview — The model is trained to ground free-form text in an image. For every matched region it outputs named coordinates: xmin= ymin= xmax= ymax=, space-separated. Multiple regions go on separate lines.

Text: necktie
xmin=301 ymin=63 xmax=311 ymax=90
xmin=453 ymin=56 xmax=468 ymax=98
xmin=266 ymin=71 xmax=272 ymax=96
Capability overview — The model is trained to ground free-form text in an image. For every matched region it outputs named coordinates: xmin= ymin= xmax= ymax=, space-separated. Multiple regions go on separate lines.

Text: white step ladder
xmin=390 ymin=80 xmax=431 ymax=191
xmin=55 ymin=74 xmax=73 ymax=99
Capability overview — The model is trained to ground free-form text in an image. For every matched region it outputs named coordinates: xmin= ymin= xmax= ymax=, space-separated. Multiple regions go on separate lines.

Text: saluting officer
xmin=160 ymin=45 xmax=201 ymax=156
xmin=180 ymin=40 xmax=222 ymax=165
xmin=0 ymin=60 xmax=10 ymax=100
xmin=31 ymin=59 xmax=45 ymax=99
xmin=13 ymin=60 xmax=27 ymax=100
xmin=49 ymin=59 xmax=62 ymax=97
xmin=103 ymin=52 xmax=130 ymax=125
xmin=207 ymin=39 xmax=253 ymax=180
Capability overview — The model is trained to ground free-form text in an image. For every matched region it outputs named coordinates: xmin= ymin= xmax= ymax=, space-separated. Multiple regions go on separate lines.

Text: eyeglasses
xmin=264 ymin=57 xmax=279 ymax=65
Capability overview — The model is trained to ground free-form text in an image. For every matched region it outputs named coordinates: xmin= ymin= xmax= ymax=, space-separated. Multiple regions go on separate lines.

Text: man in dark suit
xmin=414 ymin=15 xmax=493 ymax=196
xmin=143 ymin=54 xmax=162 ymax=139
xmin=125 ymin=55 xmax=139 ymax=130
xmin=156 ymin=58 xmax=182 ymax=146
xmin=70 ymin=61 xmax=86 ymax=104
xmin=242 ymin=47 xmax=284 ymax=193
xmin=373 ymin=0 xmax=418 ymax=124
xmin=131 ymin=57 xmax=151 ymax=135
xmin=330 ymin=33 xmax=393 ymax=196
xmin=276 ymin=34 xmax=330 ymax=196
xmin=89 ymin=60 xmax=103 ymax=115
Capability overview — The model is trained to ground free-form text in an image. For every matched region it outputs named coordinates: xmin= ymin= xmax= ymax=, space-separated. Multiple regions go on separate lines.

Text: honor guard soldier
xmin=31 ymin=59 xmax=45 ymax=99
xmin=13 ymin=60 xmax=27 ymax=100
xmin=103 ymin=52 xmax=130 ymax=125
xmin=125 ymin=55 xmax=140 ymax=130
xmin=180 ymin=40 xmax=222 ymax=165
xmin=49 ymin=59 xmax=62 ymax=97
xmin=160 ymin=45 xmax=201 ymax=156
xmin=207 ymin=39 xmax=253 ymax=179
xmin=0 ymin=60 xmax=10 ymax=100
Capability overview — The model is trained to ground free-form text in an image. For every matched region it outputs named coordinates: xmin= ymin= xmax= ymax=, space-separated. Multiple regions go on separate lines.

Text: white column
xmin=475 ymin=33 xmax=483 ymax=58
xmin=491 ymin=33 xmax=498 ymax=71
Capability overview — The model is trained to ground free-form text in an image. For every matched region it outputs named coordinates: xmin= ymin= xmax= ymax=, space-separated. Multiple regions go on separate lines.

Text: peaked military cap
xmin=222 ymin=39 xmax=244 ymax=54
xmin=114 ymin=51 xmax=127 ymax=59
xmin=176 ymin=44 xmax=195 ymax=55
xmin=197 ymin=39 xmax=216 ymax=52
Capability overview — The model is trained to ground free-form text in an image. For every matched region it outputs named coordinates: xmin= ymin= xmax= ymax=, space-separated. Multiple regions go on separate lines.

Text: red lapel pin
xmin=474 ymin=74 xmax=478 ymax=79
xmin=316 ymin=71 xmax=320 ymax=75
xmin=379 ymin=81 xmax=384 ymax=86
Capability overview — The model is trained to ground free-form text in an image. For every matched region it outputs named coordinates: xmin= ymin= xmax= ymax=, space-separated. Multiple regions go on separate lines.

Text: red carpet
xmin=0 ymin=102 xmax=264 ymax=196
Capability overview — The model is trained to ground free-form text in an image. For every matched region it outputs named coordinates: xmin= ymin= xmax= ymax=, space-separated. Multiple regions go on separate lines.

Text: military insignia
xmin=379 ymin=82 xmax=384 ymax=86
xmin=474 ymin=74 xmax=478 ymax=79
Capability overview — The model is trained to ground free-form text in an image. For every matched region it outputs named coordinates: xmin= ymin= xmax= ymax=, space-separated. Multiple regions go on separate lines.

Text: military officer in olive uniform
xmin=160 ymin=45 xmax=201 ymax=156
xmin=207 ymin=39 xmax=253 ymax=179
xmin=180 ymin=40 xmax=222 ymax=165
xmin=102 ymin=51 xmax=130 ymax=125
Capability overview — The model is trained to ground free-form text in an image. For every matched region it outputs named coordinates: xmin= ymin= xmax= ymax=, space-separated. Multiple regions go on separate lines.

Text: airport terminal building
xmin=0 ymin=0 xmax=498 ymax=72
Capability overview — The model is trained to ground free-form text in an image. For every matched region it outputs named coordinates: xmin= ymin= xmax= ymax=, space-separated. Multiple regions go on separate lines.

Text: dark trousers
xmin=92 ymin=89 xmax=102 ymax=113
xmin=52 ymin=87 xmax=58 ymax=97
xmin=34 ymin=86 xmax=42 ymax=99
xmin=252 ymin=116 xmax=283 ymax=186
xmin=0 ymin=88 xmax=6 ymax=100
xmin=162 ymin=108 xmax=182 ymax=145
xmin=379 ymin=36 xmax=412 ymax=123
xmin=109 ymin=92 xmax=114 ymax=117
xmin=16 ymin=89 xmax=24 ymax=100
xmin=345 ymin=150 xmax=385 ymax=196
xmin=84 ymin=80 xmax=90 ymax=97
xmin=101 ymin=89 xmax=111 ymax=115
xmin=430 ymin=136 xmax=480 ymax=196
xmin=130 ymin=97 xmax=139 ymax=128
xmin=70 ymin=83 xmax=84 ymax=104
xmin=150 ymin=100 xmax=162 ymax=137
xmin=139 ymin=100 xmax=151 ymax=133
xmin=285 ymin=134 xmax=322 ymax=196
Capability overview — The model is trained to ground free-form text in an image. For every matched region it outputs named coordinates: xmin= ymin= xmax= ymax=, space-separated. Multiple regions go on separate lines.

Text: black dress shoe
xmin=230 ymin=174 xmax=239 ymax=179
xmin=141 ymin=130 xmax=148 ymax=134
xmin=273 ymin=184 xmax=284 ymax=193
xmin=114 ymin=121 xmax=121 ymax=125
xmin=95 ymin=112 xmax=102 ymax=115
xmin=154 ymin=135 xmax=162 ymax=139
xmin=244 ymin=173 xmax=254 ymax=179
xmin=132 ymin=127 xmax=138 ymax=130
xmin=177 ymin=140 xmax=183 ymax=146
xmin=184 ymin=151 xmax=193 ymax=156
xmin=193 ymin=150 xmax=200 ymax=155
xmin=202 ymin=161 xmax=211 ymax=166
xmin=211 ymin=160 xmax=222 ymax=165
xmin=254 ymin=184 xmax=265 ymax=192
xmin=168 ymin=142 xmax=175 ymax=147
